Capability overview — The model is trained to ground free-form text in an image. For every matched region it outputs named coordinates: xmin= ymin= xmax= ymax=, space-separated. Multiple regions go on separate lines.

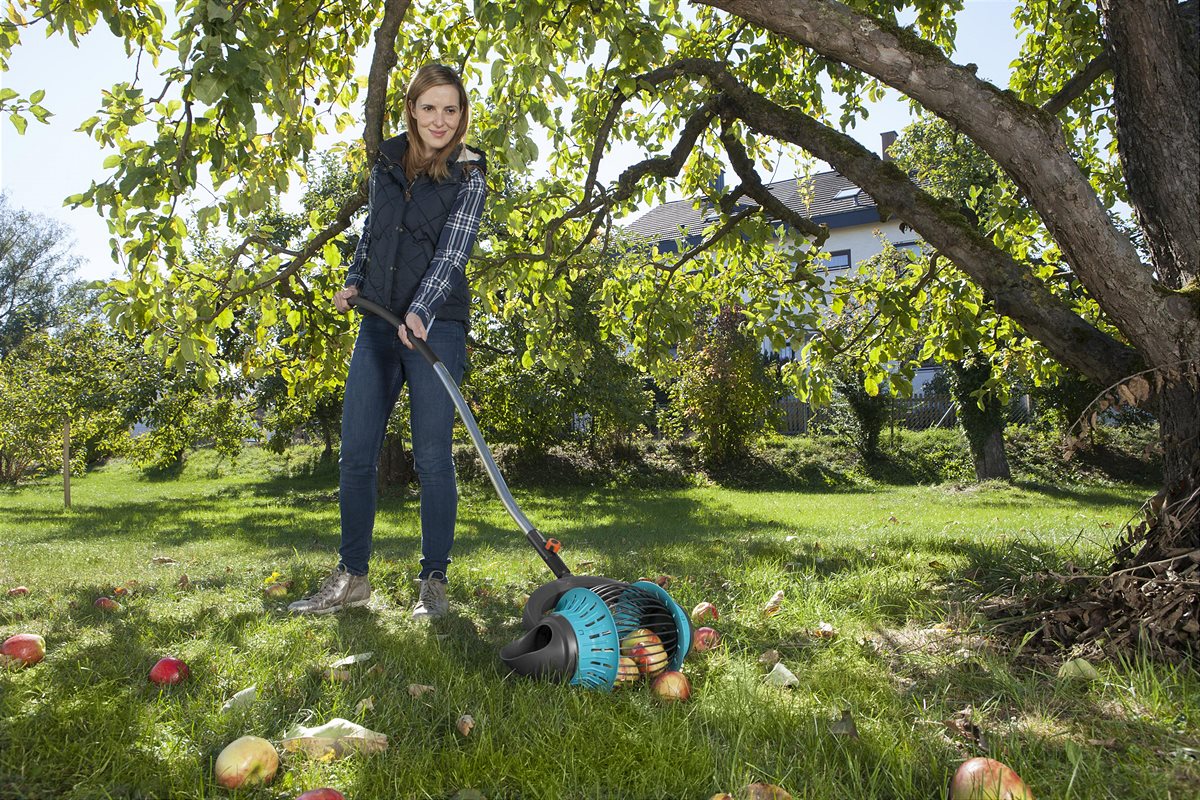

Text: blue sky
xmin=0 ymin=2 xmax=1022 ymax=282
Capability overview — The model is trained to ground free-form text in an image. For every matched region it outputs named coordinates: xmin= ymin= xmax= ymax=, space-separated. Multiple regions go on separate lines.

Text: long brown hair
xmin=403 ymin=64 xmax=470 ymax=182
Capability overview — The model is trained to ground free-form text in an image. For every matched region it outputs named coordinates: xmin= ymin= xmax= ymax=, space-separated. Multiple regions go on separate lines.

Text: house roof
xmin=623 ymin=169 xmax=881 ymax=242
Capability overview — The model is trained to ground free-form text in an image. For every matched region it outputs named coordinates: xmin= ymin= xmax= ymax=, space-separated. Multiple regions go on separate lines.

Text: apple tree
xmin=2 ymin=0 xmax=1196 ymax=647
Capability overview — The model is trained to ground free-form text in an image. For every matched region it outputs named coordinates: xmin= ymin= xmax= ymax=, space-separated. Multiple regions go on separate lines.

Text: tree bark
xmin=975 ymin=429 xmax=1012 ymax=483
xmin=1159 ymin=376 xmax=1200 ymax=486
xmin=377 ymin=435 xmax=414 ymax=491
xmin=1099 ymin=0 xmax=1200 ymax=290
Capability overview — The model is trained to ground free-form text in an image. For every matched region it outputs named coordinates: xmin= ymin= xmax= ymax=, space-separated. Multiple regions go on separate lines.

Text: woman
xmin=290 ymin=64 xmax=487 ymax=620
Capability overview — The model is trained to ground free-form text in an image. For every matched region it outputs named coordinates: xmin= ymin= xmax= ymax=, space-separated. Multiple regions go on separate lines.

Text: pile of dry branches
xmin=985 ymin=477 xmax=1199 ymax=664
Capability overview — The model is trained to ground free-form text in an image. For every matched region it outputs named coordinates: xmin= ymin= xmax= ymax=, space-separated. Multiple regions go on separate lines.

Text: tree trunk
xmin=1159 ymin=376 xmax=1200 ymax=488
xmin=62 ymin=417 xmax=71 ymax=509
xmin=974 ymin=429 xmax=1012 ymax=482
xmin=949 ymin=355 xmax=1012 ymax=483
xmin=377 ymin=435 xmax=414 ymax=491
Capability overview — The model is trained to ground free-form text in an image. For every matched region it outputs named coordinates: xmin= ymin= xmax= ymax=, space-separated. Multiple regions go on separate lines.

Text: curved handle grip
xmin=346 ymin=295 xmax=439 ymax=367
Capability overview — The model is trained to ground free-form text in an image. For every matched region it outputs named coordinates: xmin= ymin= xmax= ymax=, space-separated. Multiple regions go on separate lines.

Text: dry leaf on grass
xmin=323 ymin=668 xmax=352 ymax=682
xmin=943 ymin=706 xmax=989 ymax=751
xmin=408 ymin=683 xmax=436 ymax=698
xmin=281 ymin=718 xmax=388 ymax=759
xmin=220 ymin=685 xmax=257 ymax=713
xmin=757 ymin=649 xmax=781 ymax=669
xmin=355 ymin=696 xmax=375 ymax=715
xmin=456 ymin=714 xmax=475 ymax=736
xmin=762 ymin=590 xmax=785 ymax=617
xmin=810 ymin=621 xmax=838 ymax=639
xmin=150 ymin=556 xmax=177 ymax=565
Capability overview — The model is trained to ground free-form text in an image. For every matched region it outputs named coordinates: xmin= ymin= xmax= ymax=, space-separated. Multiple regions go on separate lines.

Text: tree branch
xmin=1041 ymin=53 xmax=1111 ymax=116
xmin=362 ymin=0 xmax=412 ymax=161
xmin=718 ymin=123 xmax=828 ymax=247
xmin=667 ymin=57 xmax=1142 ymax=387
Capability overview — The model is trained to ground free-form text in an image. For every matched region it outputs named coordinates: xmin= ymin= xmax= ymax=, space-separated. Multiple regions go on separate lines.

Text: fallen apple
xmin=949 ymin=757 xmax=1035 ymax=800
xmin=1 ymin=633 xmax=45 ymax=667
xmin=94 ymin=597 xmax=122 ymax=612
xmin=264 ymin=582 xmax=289 ymax=599
xmin=743 ymin=783 xmax=793 ymax=800
xmin=650 ymin=669 xmax=691 ymax=702
xmin=614 ymin=655 xmax=640 ymax=687
xmin=149 ymin=656 xmax=190 ymax=685
xmin=692 ymin=626 xmax=720 ymax=651
xmin=214 ymin=735 xmax=278 ymax=788
xmin=7 ymin=586 xmax=29 ymax=597
xmin=709 ymin=795 xmax=734 ymax=800
xmin=296 ymin=789 xmax=346 ymax=800
xmin=691 ymin=601 xmax=719 ymax=623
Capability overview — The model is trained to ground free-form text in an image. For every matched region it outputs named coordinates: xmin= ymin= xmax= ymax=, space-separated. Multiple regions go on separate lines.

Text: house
xmin=623 ymin=133 xmax=942 ymax=397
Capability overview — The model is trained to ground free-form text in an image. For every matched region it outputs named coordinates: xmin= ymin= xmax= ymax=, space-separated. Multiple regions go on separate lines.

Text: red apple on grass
xmin=296 ymin=790 xmax=346 ymax=800
xmin=149 ymin=656 xmax=190 ymax=685
xmin=691 ymin=601 xmax=719 ymax=624
xmin=692 ymin=626 xmax=720 ymax=651
xmin=949 ymin=757 xmax=1035 ymax=800
xmin=214 ymin=735 xmax=278 ymax=788
xmin=7 ymin=586 xmax=29 ymax=597
xmin=650 ymin=669 xmax=691 ymax=701
xmin=621 ymin=628 xmax=668 ymax=678
xmin=94 ymin=597 xmax=122 ymax=612
xmin=1 ymin=633 xmax=46 ymax=667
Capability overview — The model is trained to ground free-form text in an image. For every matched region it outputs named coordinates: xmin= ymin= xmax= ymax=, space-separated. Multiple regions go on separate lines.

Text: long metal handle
xmin=347 ymin=295 xmax=571 ymax=578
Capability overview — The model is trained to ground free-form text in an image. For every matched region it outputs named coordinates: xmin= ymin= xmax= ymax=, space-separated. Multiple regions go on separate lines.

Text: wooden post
xmin=63 ymin=417 xmax=71 ymax=510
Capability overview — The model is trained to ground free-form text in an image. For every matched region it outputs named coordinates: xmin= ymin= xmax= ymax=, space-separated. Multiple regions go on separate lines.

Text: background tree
xmin=0 ymin=192 xmax=78 ymax=356
xmin=664 ymin=305 xmax=779 ymax=465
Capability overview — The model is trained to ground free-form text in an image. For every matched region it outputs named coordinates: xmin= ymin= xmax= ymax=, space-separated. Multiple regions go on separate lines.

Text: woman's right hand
xmin=334 ymin=286 xmax=359 ymax=313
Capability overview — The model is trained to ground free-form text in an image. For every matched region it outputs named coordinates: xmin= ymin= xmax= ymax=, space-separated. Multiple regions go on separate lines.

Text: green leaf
xmin=29 ymin=88 xmax=45 ymax=104
xmin=8 ymin=112 xmax=26 ymax=134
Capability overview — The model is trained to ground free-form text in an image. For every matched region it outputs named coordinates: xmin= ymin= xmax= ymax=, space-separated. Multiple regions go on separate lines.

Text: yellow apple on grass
xmin=214 ymin=735 xmax=278 ymax=788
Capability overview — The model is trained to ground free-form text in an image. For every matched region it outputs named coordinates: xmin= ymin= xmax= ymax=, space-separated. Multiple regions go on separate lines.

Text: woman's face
xmin=411 ymin=84 xmax=462 ymax=152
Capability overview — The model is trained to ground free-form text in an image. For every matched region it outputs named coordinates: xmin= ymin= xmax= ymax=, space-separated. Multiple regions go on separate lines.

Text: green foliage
xmin=664 ymin=306 xmax=780 ymax=464
xmin=466 ymin=273 xmax=653 ymax=457
xmin=0 ymin=322 xmax=136 ymax=482
xmin=836 ymin=369 xmax=892 ymax=459
xmin=128 ymin=373 xmax=257 ymax=473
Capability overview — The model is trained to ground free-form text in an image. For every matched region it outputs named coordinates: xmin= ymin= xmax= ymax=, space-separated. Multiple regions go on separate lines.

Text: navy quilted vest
xmin=358 ymin=133 xmax=474 ymax=323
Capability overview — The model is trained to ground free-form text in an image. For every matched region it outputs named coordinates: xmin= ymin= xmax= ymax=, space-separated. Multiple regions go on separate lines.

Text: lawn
xmin=1 ymin=448 xmax=1197 ymax=799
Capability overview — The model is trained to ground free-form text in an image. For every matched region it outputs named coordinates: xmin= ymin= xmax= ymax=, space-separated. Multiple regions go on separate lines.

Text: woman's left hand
xmin=398 ymin=312 xmax=427 ymax=348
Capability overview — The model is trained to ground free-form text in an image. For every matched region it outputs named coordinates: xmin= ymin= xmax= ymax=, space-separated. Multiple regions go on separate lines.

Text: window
xmin=894 ymin=241 xmax=922 ymax=256
xmin=826 ymin=249 xmax=852 ymax=271
xmin=833 ymin=186 xmax=862 ymax=201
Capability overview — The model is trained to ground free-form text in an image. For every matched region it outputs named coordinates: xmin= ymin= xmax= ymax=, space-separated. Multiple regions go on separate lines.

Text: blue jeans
xmin=338 ymin=314 xmax=466 ymax=580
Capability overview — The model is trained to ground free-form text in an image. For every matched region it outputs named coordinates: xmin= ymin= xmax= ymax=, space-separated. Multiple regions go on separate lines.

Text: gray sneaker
xmin=288 ymin=565 xmax=371 ymax=615
xmin=412 ymin=572 xmax=450 ymax=620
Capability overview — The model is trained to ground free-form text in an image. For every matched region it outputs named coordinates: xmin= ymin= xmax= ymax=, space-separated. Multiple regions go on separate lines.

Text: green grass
xmin=1 ymin=447 xmax=1197 ymax=799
